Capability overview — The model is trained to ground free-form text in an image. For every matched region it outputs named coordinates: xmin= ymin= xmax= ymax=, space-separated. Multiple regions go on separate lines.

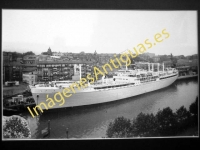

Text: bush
xmin=3 ymin=115 xmax=31 ymax=139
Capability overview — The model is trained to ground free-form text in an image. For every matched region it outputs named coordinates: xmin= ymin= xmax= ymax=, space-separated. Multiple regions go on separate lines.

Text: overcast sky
xmin=2 ymin=10 xmax=197 ymax=56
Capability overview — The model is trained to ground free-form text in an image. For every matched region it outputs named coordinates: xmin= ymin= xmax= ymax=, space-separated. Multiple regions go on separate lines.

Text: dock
xmin=177 ymin=74 xmax=198 ymax=80
xmin=3 ymin=91 xmax=36 ymax=114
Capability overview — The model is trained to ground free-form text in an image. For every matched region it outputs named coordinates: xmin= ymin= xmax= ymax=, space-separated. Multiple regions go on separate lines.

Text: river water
xmin=18 ymin=78 xmax=198 ymax=138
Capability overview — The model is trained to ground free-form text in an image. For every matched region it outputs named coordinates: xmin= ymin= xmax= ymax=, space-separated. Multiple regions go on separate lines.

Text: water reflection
xmin=18 ymin=78 xmax=199 ymax=138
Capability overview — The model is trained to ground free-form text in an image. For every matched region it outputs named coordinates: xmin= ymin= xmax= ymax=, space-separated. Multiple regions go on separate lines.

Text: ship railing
xmin=139 ymin=76 xmax=159 ymax=83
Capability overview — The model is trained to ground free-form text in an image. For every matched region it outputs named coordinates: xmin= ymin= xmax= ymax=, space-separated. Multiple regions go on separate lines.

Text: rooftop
xmin=37 ymin=60 xmax=95 ymax=64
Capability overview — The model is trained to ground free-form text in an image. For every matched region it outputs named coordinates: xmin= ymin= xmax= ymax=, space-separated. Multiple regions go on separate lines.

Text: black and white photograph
xmin=2 ymin=9 xmax=198 ymax=140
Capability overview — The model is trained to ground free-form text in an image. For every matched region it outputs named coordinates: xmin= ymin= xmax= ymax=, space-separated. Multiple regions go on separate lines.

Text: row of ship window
xmin=37 ymin=64 xmax=91 ymax=67
xmin=94 ymin=83 xmax=135 ymax=90
xmin=37 ymin=64 xmax=72 ymax=67
xmin=135 ymin=76 xmax=159 ymax=81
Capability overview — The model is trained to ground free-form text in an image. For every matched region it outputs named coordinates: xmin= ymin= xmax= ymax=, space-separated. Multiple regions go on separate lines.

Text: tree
xmin=41 ymin=52 xmax=48 ymax=55
xmin=132 ymin=113 xmax=158 ymax=137
xmin=106 ymin=97 xmax=198 ymax=138
xmin=11 ymin=51 xmax=23 ymax=61
xmin=3 ymin=115 xmax=31 ymax=138
xmin=189 ymin=97 xmax=198 ymax=126
xmin=106 ymin=117 xmax=132 ymax=138
xmin=132 ymin=56 xmax=144 ymax=62
xmin=189 ymin=97 xmax=198 ymax=116
xmin=156 ymin=107 xmax=178 ymax=136
xmin=159 ymin=55 xmax=168 ymax=63
xmin=23 ymin=51 xmax=35 ymax=56
xmin=175 ymin=106 xmax=191 ymax=132
xmin=170 ymin=53 xmax=177 ymax=68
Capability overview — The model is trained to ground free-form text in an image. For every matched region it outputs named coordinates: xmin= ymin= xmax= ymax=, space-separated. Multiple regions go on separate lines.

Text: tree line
xmin=4 ymin=51 xmax=35 ymax=61
xmin=106 ymin=97 xmax=198 ymax=138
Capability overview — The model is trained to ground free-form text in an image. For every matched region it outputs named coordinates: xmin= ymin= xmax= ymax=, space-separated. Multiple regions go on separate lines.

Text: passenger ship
xmin=29 ymin=63 xmax=179 ymax=109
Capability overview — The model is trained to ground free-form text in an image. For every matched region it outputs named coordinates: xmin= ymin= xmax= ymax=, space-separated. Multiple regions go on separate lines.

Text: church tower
xmin=94 ymin=50 xmax=97 ymax=55
xmin=94 ymin=50 xmax=99 ymax=63
xmin=47 ymin=47 xmax=52 ymax=55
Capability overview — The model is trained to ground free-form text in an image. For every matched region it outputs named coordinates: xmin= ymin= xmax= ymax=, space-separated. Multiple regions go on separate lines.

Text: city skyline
xmin=2 ymin=10 xmax=198 ymax=56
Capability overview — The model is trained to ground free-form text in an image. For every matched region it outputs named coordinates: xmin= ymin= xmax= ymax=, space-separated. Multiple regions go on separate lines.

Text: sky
xmin=2 ymin=10 xmax=198 ymax=56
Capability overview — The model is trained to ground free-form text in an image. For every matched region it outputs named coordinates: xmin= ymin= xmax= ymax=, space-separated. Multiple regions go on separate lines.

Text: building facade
xmin=22 ymin=74 xmax=37 ymax=85
xmin=3 ymin=52 xmax=38 ymax=83
xmin=36 ymin=60 xmax=94 ymax=82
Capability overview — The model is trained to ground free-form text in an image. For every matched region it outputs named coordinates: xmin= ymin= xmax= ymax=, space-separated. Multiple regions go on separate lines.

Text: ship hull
xmin=31 ymin=75 xmax=178 ymax=109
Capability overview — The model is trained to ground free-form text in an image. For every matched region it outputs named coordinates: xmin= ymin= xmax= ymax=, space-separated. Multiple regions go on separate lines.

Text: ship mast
xmin=126 ymin=60 xmax=127 ymax=71
xmin=152 ymin=63 xmax=154 ymax=72
xmin=79 ymin=64 xmax=82 ymax=80
xmin=163 ymin=63 xmax=164 ymax=72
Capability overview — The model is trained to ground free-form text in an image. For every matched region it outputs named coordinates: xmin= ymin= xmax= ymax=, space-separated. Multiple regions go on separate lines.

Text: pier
xmin=177 ymin=74 xmax=198 ymax=80
xmin=3 ymin=82 xmax=36 ymax=115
